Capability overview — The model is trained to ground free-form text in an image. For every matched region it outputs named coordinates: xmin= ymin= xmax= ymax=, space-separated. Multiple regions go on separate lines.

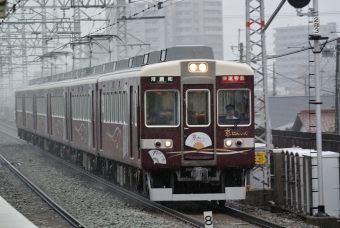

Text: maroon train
xmin=15 ymin=46 xmax=255 ymax=201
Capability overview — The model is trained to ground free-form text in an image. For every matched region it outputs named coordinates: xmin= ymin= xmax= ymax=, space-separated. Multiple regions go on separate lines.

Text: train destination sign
xmin=149 ymin=76 xmax=174 ymax=83
xmin=221 ymin=75 xmax=245 ymax=83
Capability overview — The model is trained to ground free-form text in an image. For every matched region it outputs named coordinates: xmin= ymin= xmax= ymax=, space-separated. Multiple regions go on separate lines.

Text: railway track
xmin=0 ymin=154 xmax=87 ymax=228
xmin=0 ymin=121 xmax=286 ymax=228
xmin=200 ymin=201 xmax=285 ymax=228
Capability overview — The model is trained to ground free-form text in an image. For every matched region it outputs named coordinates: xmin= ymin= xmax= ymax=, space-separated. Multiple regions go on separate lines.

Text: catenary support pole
xmin=312 ymin=0 xmax=327 ymax=216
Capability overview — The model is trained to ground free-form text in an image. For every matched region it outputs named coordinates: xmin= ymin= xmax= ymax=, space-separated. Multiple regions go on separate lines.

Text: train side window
xmin=103 ymin=93 xmax=106 ymax=122
xmin=113 ymin=92 xmax=116 ymax=123
xmin=145 ymin=90 xmax=179 ymax=127
xmin=124 ymin=91 xmax=128 ymax=124
xmin=110 ymin=92 xmax=113 ymax=123
xmin=217 ymin=89 xmax=250 ymax=126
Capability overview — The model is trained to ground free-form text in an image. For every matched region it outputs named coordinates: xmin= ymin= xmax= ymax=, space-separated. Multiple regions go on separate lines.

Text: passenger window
xmin=145 ymin=90 xmax=179 ymax=127
xmin=218 ymin=90 xmax=250 ymax=126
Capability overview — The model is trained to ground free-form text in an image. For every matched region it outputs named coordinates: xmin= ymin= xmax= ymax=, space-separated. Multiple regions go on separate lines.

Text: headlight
xmin=198 ymin=63 xmax=207 ymax=72
xmin=188 ymin=62 xmax=208 ymax=72
xmin=164 ymin=140 xmax=172 ymax=148
xmin=225 ymin=140 xmax=232 ymax=147
xmin=189 ymin=63 xmax=197 ymax=72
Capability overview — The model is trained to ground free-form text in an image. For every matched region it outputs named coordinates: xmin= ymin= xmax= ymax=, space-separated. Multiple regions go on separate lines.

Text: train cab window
xmin=145 ymin=90 xmax=179 ymax=127
xmin=186 ymin=90 xmax=210 ymax=126
xmin=217 ymin=89 xmax=250 ymax=126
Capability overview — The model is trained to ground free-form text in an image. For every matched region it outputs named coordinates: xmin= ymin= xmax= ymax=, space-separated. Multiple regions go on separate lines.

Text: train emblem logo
xmin=75 ymin=123 xmax=88 ymax=141
xmin=185 ymin=132 xmax=212 ymax=150
xmin=148 ymin=150 xmax=166 ymax=164
xmin=38 ymin=116 xmax=45 ymax=132
xmin=106 ymin=127 xmax=123 ymax=155
xmin=224 ymin=128 xmax=248 ymax=137
xmin=55 ymin=120 xmax=62 ymax=135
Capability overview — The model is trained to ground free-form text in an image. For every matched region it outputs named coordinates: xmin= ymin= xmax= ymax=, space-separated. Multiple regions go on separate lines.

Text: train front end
xmin=140 ymin=59 xmax=254 ymax=201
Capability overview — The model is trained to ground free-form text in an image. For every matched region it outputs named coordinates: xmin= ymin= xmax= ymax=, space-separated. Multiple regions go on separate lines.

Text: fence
xmin=255 ymin=129 xmax=340 ymax=153
xmin=270 ymin=148 xmax=339 ymax=217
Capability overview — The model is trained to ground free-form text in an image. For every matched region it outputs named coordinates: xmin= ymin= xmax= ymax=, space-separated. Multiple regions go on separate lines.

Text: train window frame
xmin=217 ymin=89 xmax=251 ymax=127
xmin=36 ymin=97 xmax=46 ymax=116
xmin=144 ymin=90 xmax=180 ymax=128
xmin=114 ymin=92 xmax=117 ymax=123
xmin=123 ymin=91 xmax=128 ymax=124
xmin=185 ymin=89 xmax=211 ymax=127
xmin=110 ymin=92 xmax=113 ymax=123
xmin=16 ymin=97 xmax=23 ymax=112
xmin=25 ymin=97 xmax=33 ymax=114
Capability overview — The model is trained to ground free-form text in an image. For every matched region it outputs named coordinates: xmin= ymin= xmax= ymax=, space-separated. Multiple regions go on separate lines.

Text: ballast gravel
xmin=0 ymin=132 xmax=320 ymax=228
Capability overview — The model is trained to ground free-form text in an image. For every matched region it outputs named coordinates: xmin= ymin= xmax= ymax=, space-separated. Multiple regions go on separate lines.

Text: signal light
xmin=287 ymin=0 xmax=311 ymax=8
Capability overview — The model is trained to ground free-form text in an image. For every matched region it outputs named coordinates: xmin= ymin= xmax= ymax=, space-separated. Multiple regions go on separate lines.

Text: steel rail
xmin=0 ymin=123 xmax=286 ymax=228
xmin=223 ymin=205 xmax=286 ymax=228
xmin=39 ymin=150 xmax=205 ymax=228
xmin=0 ymin=153 xmax=87 ymax=228
xmin=200 ymin=201 xmax=286 ymax=228
xmin=0 ymin=127 xmax=205 ymax=228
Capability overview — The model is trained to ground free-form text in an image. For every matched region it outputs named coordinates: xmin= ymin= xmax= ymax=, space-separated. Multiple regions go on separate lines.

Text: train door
xmin=183 ymin=84 xmax=214 ymax=160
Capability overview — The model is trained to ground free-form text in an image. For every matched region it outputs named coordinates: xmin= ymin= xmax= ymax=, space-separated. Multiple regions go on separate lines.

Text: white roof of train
xmin=17 ymin=59 xmax=253 ymax=92
xmin=16 ymin=76 xmax=101 ymax=92
xmin=140 ymin=59 xmax=253 ymax=76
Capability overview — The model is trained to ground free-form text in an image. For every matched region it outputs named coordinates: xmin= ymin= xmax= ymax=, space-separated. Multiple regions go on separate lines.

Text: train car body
xmin=68 ymin=77 xmax=98 ymax=157
xmin=15 ymin=46 xmax=254 ymax=202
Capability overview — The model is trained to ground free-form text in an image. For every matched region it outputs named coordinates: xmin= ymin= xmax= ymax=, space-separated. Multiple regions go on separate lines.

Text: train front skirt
xmin=147 ymin=176 xmax=247 ymax=201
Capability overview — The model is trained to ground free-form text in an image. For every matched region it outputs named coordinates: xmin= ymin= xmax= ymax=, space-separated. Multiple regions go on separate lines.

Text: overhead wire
xmin=24 ymin=0 xmax=185 ymax=66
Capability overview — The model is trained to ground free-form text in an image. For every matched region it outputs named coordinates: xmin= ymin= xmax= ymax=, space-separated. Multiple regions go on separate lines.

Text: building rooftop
xmin=268 ymin=95 xmax=335 ymax=129
xmin=292 ymin=108 xmax=335 ymax=133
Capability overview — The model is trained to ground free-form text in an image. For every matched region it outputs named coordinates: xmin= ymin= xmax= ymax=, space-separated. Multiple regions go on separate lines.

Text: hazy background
xmin=222 ymin=1 xmax=340 ymax=61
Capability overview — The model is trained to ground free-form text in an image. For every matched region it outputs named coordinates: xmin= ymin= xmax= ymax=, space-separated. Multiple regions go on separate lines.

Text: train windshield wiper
xmin=233 ymin=113 xmax=244 ymax=128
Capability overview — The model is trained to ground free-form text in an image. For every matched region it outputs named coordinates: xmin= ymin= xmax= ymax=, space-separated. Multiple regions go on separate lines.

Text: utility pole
xmin=239 ymin=42 xmax=244 ymax=63
xmin=273 ymin=63 xmax=276 ymax=96
xmin=335 ymin=38 xmax=340 ymax=134
xmin=238 ymin=28 xmax=244 ymax=62
xmin=288 ymin=0 xmax=328 ymax=216
xmin=231 ymin=28 xmax=244 ymax=62
xmin=309 ymin=0 xmax=327 ymax=216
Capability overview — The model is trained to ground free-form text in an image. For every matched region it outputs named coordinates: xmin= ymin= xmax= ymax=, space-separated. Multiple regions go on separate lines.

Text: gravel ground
xmin=0 ymin=131 xmax=321 ymax=228
xmin=0 ymin=136 xmax=193 ymax=228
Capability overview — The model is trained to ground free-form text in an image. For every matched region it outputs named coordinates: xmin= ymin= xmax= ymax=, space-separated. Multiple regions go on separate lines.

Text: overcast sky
xmin=222 ymin=1 xmax=340 ymax=61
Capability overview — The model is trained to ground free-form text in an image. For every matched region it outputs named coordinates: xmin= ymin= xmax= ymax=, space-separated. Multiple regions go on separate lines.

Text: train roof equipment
xmin=28 ymin=46 xmax=215 ymax=86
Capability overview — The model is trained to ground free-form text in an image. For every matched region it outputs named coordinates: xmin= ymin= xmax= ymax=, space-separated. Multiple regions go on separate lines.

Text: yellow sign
xmin=255 ymin=152 xmax=266 ymax=165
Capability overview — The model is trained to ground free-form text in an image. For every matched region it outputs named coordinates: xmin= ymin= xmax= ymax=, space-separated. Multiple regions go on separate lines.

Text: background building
xmin=87 ymin=0 xmax=224 ymax=66
xmin=273 ymin=22 xmax=337 ymax=95
xmin=165 ymin=0 xmax=224 ymax=60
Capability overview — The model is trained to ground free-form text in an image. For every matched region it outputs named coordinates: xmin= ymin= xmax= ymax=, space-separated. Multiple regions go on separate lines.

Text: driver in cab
xmin=225 ymin=104 xmax=238 ymax=120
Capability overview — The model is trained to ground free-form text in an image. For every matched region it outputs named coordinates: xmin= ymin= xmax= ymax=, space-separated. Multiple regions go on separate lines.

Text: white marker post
xmin=203 ymin=211 xmax=213 ymax=228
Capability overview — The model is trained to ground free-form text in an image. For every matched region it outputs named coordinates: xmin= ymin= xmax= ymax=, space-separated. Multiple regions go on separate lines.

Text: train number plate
xmin=255 ymin=152 xmax=266 ymax=165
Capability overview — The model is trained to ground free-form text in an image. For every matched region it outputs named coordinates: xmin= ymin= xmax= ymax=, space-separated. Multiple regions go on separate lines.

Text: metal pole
xmin=260 ymin=0 xmax=272 ymax=151
xmin=312 ymin=0 xmax=326 ymax=216
xmin=273 ymin=63 xmax=276 ymax=96
xmin=335 ymin=38 xmax=340 ymax=134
